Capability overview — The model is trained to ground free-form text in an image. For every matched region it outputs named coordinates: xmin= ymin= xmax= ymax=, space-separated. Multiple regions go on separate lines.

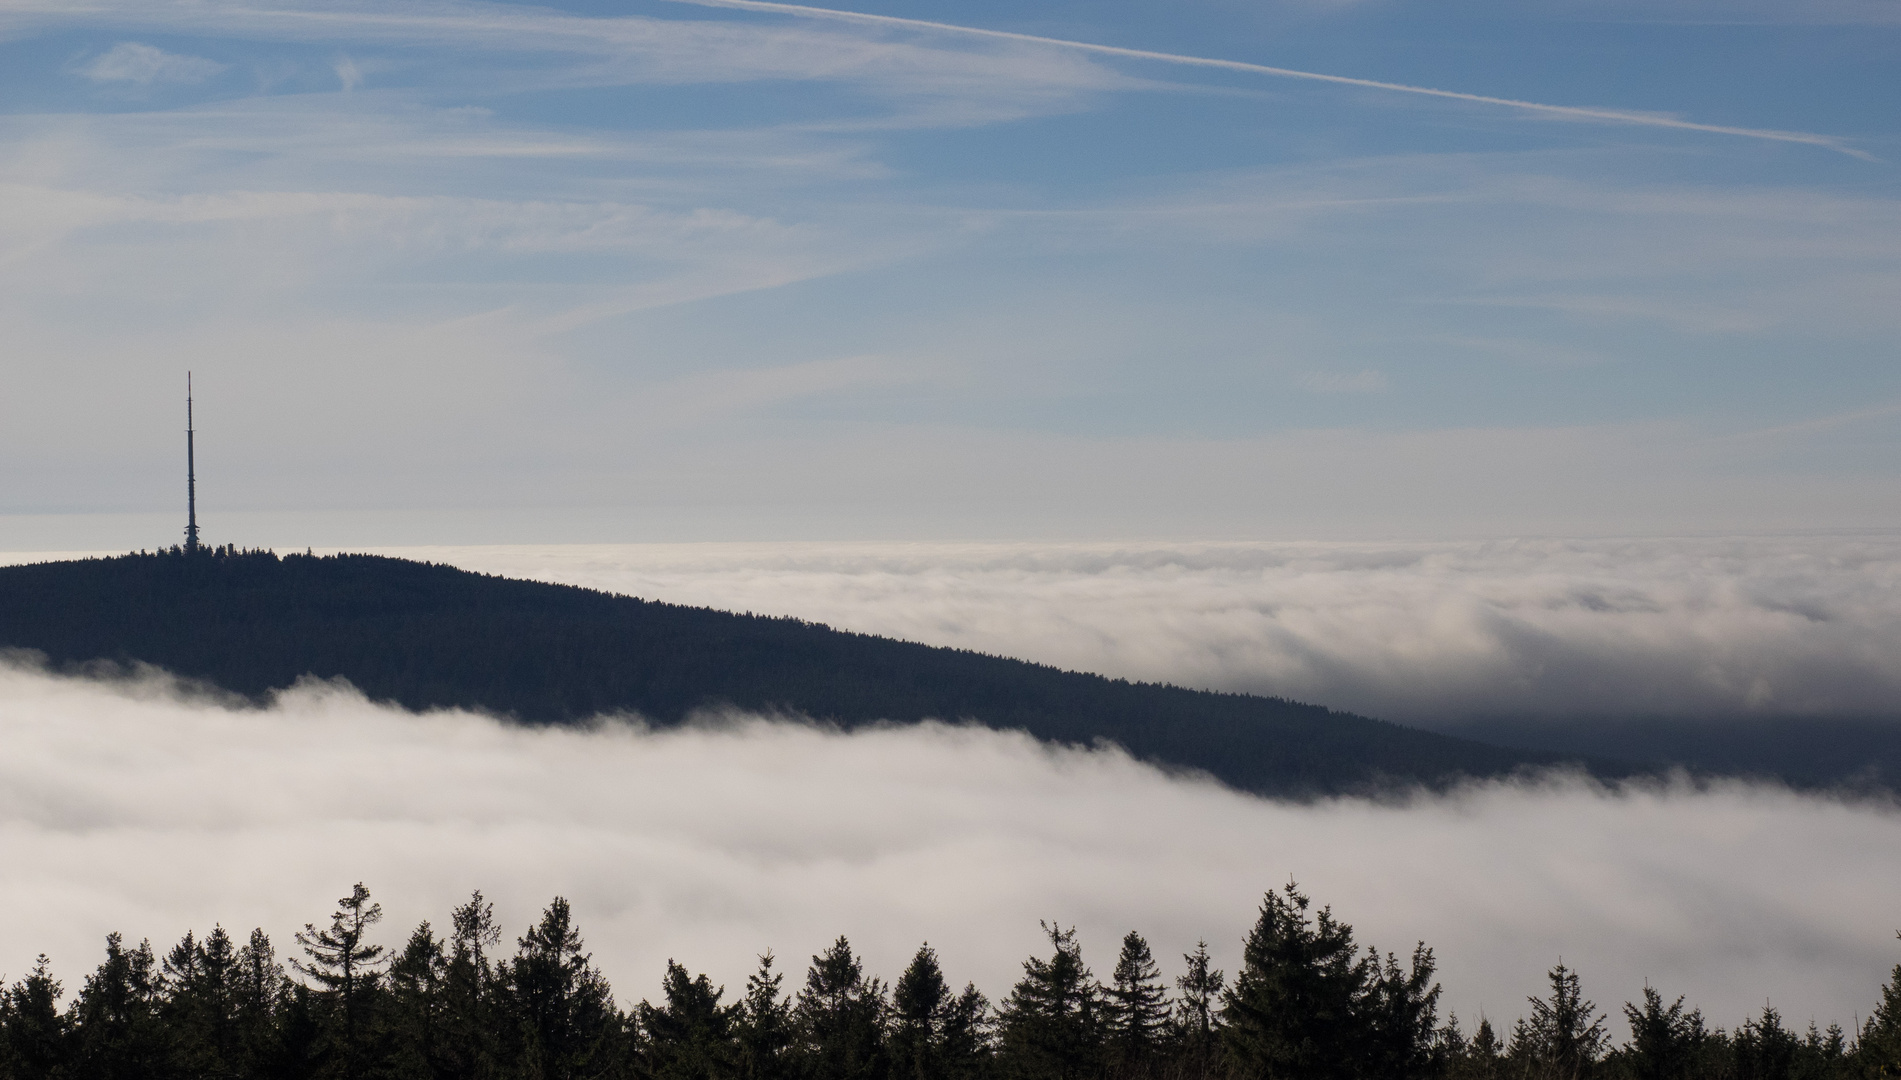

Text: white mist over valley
xmin=0 ymin=653 xmax=1896 ymax=1034
xmin=327 ymin=536 xmax=1901 ymax=725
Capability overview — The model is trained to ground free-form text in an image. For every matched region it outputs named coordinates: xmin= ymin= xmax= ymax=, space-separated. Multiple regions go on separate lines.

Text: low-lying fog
xmin=1 ymin=659 xmax=1895 ymax=1035
xmin=345 ymin=536 xmax=1901 ymax=726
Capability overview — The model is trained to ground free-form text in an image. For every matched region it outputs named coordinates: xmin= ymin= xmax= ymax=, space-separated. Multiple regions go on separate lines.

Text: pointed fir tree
xmin=1 ymin=955 xmax=68 ymax=1080
xmin=737 ymin=952 xmax=796 ymax=1080
xmin=1171 ymin=940 xmax=1226 ymax=1080
xmin=234 ymin=928 xmax=288 ymax=1074
xmin=1104 ymin=932 xmax=1170 ymax=1080
xmin=498 ymin=896 xmax=621 ymax=1080
xmin=1733 ymin=1004 xmax=1798 ymax=1080
xmin=1221 ymin=882 xmax=1371 ymax=1080
xmin=444 ymin=889 xmax=503 ymax=1079
xmin=995 ymin=923 xmax=1104 ymax=1080
xmin=890 ymin=944 xmax=957 ymax=1080
xmin=1508 ymin=963 xmax=1606 ymax=1080
xmin=383 ymin=920 xmax=452 ymax=1080
xmin=794 ymin=936 xmax=889 ymax=1080
xmin=939 ymin=983 xmax=992 ymax=1080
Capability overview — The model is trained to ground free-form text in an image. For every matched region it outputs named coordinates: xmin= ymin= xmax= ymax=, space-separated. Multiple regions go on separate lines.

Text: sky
xmin=5 ymin=656 xmax=1901 ymax=1038
xmin=2 ymin=0 xmax=1898 ymax=545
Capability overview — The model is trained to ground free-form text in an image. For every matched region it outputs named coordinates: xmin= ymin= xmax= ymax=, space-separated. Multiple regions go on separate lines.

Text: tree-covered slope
xmin=0 ymin=548 xmax=1575 ymax=795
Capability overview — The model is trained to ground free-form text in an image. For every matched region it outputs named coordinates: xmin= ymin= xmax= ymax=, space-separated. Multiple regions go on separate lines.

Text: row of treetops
xmin=2 ymin=880 xmax=1897 ymax=1080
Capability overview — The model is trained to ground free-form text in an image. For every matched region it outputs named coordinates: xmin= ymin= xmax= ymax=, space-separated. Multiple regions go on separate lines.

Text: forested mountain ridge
xmin=0 ymin=547 xmax=1583 ymax=796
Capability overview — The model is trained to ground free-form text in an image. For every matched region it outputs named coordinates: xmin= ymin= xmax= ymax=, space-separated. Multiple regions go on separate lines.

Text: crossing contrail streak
xmin=667 ymin=0 xmax=1869 ymax=158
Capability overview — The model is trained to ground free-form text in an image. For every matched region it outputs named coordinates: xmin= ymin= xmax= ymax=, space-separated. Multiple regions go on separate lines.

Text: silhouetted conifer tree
xmin=939 ymin=984 xmax=992 ymax=1080
xmin=1619 ymin=986 xmax=1709 ymax=1080
xmin=383 ymin=920 xmax=452 ymax=1080
xmin=1733 ymin=1005 xmax=1799 ymax=1080
xmin=1104 ymin=933 xmax=1169 ymax=1080
xmin=1221 ymin=883 xmax=1369 ymax=1080
xmin=1799 ymin=1020 xmax=1847 ymax=1080
xmin=737 ymin=953 xmax=796 ymax=1080
xmin=444 ymin=890 xmax=503 ymax=1079
xmin=1170 ymin=941 xmax=1224 ymax=1080
xmin=294 ymin=883 xmax=388 ymax=1079
xmin=794 ymin=937 xmax=889 ymax=1080
xmin=889 ymin=945 xmax=993 ymax=1080
xmin=68 ymin=933 xmax=162 ymax=1080
xmin=235 ymin=928 xmax=289 ymax=1074
xmin=161 ymin=925 xmax=244 ymax=1076
xmin=1445 ymin=1015 xmax=1504 ymax=1080
xmin=890 ymin=945 xmax=952 ymax=1080
xmin=1508 ymin=964 xmax=1606 ymax=1080
xmin=639 ymin=961 xmax=737 ymax=1080
xmin=498 ymin=897 xmax=621 ymax=1080
xmin=2 ymin=956 xmax=68 ymax=1080
xmin=1363 ymin=943 xmax=1443 ymax=1080
xmin=1859 ymin=951 xmax=1901 ymax=1077
xmin=995 ymin=924 xmax=1103 ymax=1080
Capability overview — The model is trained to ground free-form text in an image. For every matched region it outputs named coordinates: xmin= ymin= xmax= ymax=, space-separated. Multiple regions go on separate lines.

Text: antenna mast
xmin=185 ymin=373 xmax=200 ymax=554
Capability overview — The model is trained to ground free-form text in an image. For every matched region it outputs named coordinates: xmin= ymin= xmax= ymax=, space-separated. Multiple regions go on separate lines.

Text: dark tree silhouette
xmin=1221 ymin=883 xmax=1368 ymax=1080
xmin=1508 ymin=963 xmax=1606 ymax=1080
xmin=639 ymin=961 xmax=736 ymax=1080
xmin=293 ymin=882 xmax=387 ymax=1079
xmin=737 ymin=952 xmax=796 ymax=1080
xmin=498 ymin=897 xmax=621 ymax=1080
xmin=1104 ymin=932 xmax=1169 ymax=1080
xmin=794 ymin=937 xmax=888 ymax=1080
xmin=995 ymin=924 xmax=1103 ymax=1080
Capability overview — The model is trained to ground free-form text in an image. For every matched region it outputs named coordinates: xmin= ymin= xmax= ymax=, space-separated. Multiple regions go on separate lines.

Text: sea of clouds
xmin=1 ymin=657 xmax=1898 ymax=1035
xmin=353 ymin=535 xmax=1901 ymax=725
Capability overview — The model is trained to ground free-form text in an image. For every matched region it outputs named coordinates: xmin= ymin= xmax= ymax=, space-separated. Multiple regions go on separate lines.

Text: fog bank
xmin=1 ymin=659 xmax=1896 ymax=1033
xmin=345 ymin=536 xmax=1901 ymax=725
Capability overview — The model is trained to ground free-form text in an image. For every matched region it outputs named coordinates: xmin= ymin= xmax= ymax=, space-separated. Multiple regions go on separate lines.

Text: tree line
xmin=3 ymin=881 xmax=1898 ymax=1080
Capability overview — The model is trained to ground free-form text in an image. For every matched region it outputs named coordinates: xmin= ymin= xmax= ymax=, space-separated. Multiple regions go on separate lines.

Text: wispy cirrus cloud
xmin=666 ymin=0 xmax=1871 ymax=157
xmin=7 ymin=0 xmax=1134 ymax=105
xmin=72 ymin=41 xmax=225 ymax=84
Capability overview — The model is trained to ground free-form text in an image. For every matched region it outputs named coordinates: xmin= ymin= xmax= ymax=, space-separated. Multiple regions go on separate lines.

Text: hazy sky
xmin=3 ymin=0 xmax=1897 ymax=545
xmin=6 ymin=657 xmax=1900 ymax=1036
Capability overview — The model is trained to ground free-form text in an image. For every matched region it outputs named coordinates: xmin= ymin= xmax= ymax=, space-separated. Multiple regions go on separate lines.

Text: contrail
xmin=665 ymin=0 xmax=1869 ymax=159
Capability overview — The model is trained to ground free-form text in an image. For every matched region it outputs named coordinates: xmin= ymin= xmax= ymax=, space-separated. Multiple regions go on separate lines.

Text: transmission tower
xmin=185 ymin=373 xmax=201 ymax=554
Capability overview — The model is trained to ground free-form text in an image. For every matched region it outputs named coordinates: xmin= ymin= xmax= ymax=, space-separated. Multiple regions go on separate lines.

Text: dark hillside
xmin=1444 ymin=715 xmax=1901 ymax=793
xmin=0 ymin=548 xmax=1582 ymax=796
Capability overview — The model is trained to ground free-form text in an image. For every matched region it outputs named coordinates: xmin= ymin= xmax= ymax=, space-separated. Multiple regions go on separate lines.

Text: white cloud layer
xmin=0 ymin=658 xmax=1896 ymax=1034
xmin=323 ymin=536 xmax=1901 ymax=725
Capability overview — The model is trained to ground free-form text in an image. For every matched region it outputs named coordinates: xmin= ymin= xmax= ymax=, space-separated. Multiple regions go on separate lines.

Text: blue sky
xmin=2 ymin=0 xmax=1897 ymax=544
